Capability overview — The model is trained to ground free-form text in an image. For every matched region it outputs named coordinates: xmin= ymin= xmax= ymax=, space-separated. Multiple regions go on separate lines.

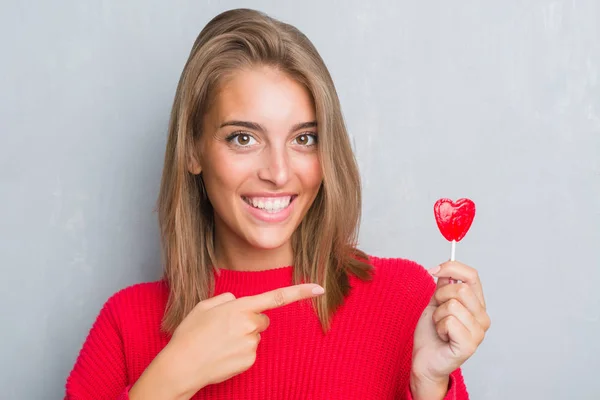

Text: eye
xmin=226 ymin=132 xmax=257 ymax=147
xmin=293 ymin=133 xmax=318 ymax=146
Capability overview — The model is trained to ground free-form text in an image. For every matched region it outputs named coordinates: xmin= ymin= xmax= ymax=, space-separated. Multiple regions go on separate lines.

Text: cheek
xmin=294 ymin=153 xmax=322 ymax=189
xmin=204 ymin=151 xmax=250 ymax=198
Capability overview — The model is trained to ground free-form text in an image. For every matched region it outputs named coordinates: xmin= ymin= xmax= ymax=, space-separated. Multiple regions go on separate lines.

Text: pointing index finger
xmin=239 ymin=284 xmax=325 ymax=313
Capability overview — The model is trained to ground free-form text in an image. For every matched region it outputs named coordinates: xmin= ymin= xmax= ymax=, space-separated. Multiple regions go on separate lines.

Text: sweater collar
xmin=212 ymin=265 xmax=295 ymax=297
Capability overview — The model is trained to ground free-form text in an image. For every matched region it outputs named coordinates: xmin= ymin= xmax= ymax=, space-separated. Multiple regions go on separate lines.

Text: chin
xmin=244 ymin=226 xmax=295 ymax=250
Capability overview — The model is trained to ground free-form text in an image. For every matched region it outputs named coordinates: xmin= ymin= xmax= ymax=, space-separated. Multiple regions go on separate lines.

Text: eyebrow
xmin=219 ymin=120 xmax=317 ymax=133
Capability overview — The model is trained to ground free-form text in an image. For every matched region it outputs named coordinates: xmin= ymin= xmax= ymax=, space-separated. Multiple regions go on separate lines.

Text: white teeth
xmin=245 ymin=196 xmax=292 ymax=213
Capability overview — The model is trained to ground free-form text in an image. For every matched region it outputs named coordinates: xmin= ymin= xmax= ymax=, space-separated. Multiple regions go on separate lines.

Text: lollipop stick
xmin=449 ymin=240 xmax=459 ymax=284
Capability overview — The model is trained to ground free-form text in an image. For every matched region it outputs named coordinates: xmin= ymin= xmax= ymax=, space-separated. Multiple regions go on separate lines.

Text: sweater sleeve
xmin=404 ymin=368 xmax=469 ymax=399
xmin=64 ymin=293 xmax=130 ymax=400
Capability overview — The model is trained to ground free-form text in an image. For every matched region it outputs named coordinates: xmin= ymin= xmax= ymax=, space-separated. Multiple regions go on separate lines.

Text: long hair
xmin=157 ymin=8 xmax=372 ymax=333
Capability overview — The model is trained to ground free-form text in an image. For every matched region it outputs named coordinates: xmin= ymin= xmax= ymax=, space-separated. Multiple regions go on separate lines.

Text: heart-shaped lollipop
xmin=434 ymin=198 xmax=476 ymax=262
xmin=434 ymin=198 xmax=476 ymax=243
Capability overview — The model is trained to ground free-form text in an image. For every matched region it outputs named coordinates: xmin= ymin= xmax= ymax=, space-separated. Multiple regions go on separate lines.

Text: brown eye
xmin=294 ymin=134 xmax=317 ymax=146
xmin=237 ymin=134 xmax=251 ymax=145
xmin=227 ymin=133 xmax=256 ymax=147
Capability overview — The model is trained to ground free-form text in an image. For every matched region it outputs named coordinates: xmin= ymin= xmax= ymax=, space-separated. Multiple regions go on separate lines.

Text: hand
xmin=130 ymin=283 xmax=325 ymax=400
xmin=410 ymin=261 xmax=491 ymax=399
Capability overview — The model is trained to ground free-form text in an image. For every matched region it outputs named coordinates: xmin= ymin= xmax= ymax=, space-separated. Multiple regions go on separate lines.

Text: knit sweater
xmin=65 ymin=256 xmax=469 ymax=399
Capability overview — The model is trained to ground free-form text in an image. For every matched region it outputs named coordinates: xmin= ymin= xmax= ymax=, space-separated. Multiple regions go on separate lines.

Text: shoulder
xmin=104 ymin=280 xmax=168 ymax=309
xmin=350 ymin=255 xmax=436 ymax=312
xmin=367 ymin=255 xmax=435 ymax=292
xmin=98 ymin=280 xmax=169 ymax=329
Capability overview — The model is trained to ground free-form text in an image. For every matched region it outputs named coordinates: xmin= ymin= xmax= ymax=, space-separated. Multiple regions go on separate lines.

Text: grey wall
xmin=1 ymin=1 xmax=598 ymax=399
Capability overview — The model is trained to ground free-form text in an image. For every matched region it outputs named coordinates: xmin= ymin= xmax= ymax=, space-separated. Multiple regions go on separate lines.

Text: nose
xmin=257 ymin=146 xmax=290 ymax=187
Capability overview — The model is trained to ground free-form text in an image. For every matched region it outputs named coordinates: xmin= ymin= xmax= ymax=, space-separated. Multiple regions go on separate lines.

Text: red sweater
xmin=65 ymin=256 xmax=469 ymax=399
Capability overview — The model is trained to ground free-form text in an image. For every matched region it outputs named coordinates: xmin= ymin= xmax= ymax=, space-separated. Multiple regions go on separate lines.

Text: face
xmin=191 ymin=66 xmax=323 ymax=256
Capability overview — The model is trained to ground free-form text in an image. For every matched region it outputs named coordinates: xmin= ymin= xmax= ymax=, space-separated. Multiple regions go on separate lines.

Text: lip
xmin=241 ymin=194 xmax=297 ymax=223
xmin=241 ymin=192 xmax=297 ymax=198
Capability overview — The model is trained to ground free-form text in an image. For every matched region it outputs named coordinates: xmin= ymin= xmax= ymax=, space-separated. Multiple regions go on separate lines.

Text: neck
xmin=215 ymin=241 xmax=294 ymax=271
xmin=214 ymin=225 xmax=294 ymax=272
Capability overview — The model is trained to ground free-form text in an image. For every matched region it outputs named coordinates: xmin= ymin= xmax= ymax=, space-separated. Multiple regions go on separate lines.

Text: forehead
xmin=209 ymin=66 xmax=315 ymax=127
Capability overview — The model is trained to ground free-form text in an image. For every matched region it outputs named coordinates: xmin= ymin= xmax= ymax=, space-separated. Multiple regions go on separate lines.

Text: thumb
xmin=200 ymin=292 xmax=237 ymax=310
xmin=427 ymin=266 xmax=451 ymax=307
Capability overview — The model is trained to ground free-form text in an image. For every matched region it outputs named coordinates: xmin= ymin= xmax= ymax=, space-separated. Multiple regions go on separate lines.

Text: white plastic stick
xmin=450 ymin=240 xmax=460 ymax=284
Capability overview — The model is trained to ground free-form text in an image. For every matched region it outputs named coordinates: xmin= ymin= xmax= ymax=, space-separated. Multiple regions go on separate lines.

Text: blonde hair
xmin=158 ymin=8 xmax=371 ymax=333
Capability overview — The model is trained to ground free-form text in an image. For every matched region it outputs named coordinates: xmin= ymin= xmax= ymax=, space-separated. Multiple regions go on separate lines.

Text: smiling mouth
xmin=242 ymin=195 xmax=297 ymax=213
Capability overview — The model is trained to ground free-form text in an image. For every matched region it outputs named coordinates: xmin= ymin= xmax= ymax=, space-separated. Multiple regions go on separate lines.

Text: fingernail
xmin=312 ymin=285 xmax=325 ymax=295
xmin=428 ymin=265 xmax=441 ymax=275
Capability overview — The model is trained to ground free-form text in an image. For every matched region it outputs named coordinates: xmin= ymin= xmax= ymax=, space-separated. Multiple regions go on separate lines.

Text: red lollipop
xmin=434 ymin=198 xmax=476 ymax=262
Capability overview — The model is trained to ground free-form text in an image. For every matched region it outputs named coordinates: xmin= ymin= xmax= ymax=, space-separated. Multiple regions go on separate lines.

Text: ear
xmin=187 ymin=142 xmax=202 ymax=175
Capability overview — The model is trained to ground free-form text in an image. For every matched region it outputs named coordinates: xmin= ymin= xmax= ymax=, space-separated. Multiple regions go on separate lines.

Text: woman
xmin=65 ymin=8 xmax=490 ymax=400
